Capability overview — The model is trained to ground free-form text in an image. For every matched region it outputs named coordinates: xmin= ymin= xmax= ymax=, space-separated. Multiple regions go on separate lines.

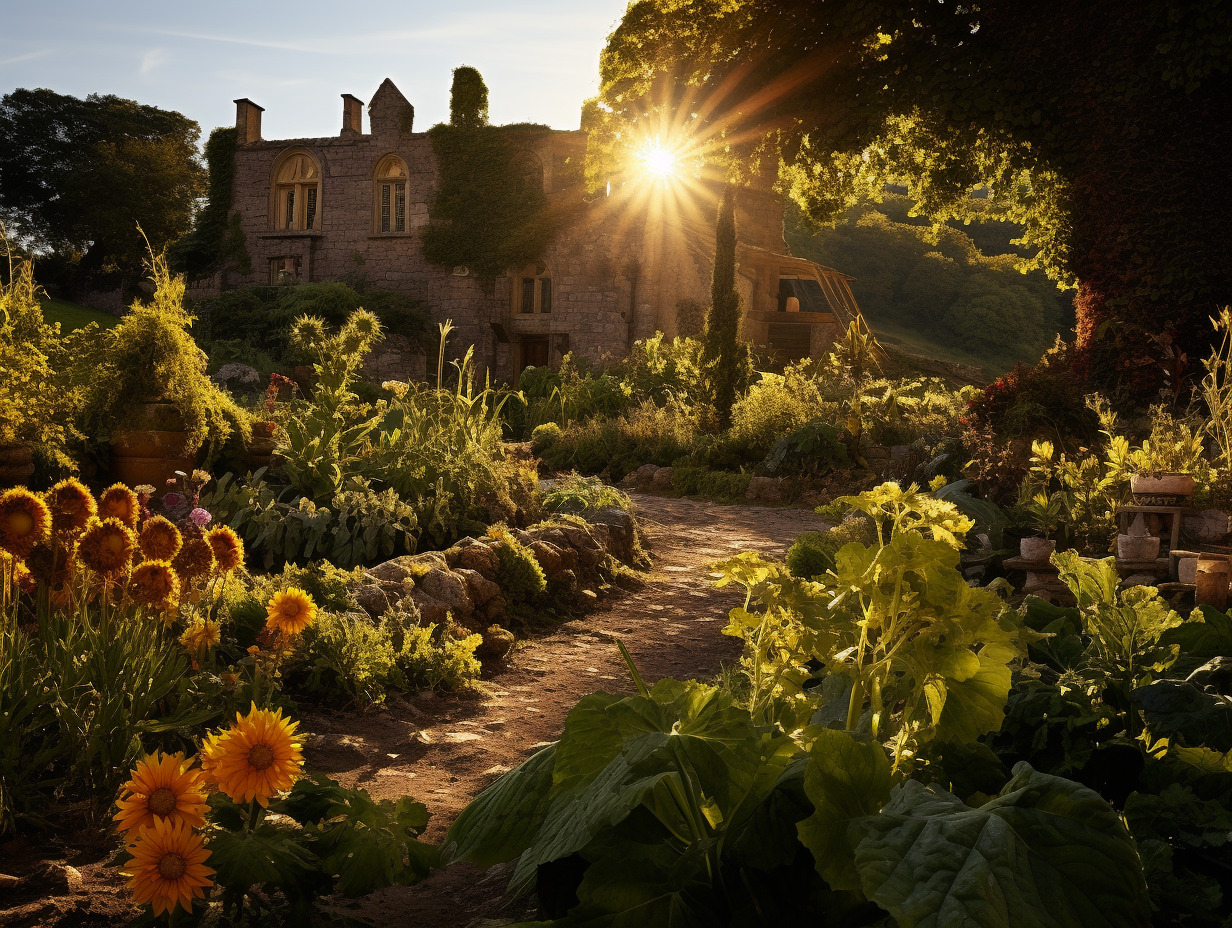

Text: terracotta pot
xmin=1195 ymin=554 xmax=1230 ymax=609
xmin=1130 ymin=473 xmax=1196 ymax=505
xmin=1117 ymin=533 xmax=1161 ymax=561
xmin=1019 ymin=536 xmax=1056 ymax=562
xmin=0 ymin=443 xmax=35 ymax=489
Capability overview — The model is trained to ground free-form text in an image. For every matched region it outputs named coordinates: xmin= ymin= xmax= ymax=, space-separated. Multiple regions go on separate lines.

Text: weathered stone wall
xmin=215 ymin=81 xmax=849 ymax=385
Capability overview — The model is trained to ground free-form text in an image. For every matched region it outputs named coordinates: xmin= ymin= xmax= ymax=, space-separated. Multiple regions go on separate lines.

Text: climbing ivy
xmin=421 ymin=124 xmax=569 ymax=284
xmin=168 ymin=126 xmax=251 ymax=281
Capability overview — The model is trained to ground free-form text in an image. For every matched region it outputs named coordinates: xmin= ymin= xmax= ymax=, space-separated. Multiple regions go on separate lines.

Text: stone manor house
xmin=210 ymin=78 xmax=861 ymax=382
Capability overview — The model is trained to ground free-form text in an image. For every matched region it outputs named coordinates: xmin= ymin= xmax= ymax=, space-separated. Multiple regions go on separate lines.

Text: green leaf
xmin=853 ymin=763 xmax=1151 ymax=928
xmin=1159 ymin=606 xmax=1232 ymax=670
xmin=446 ymin=744 xmax=558 ymax=867
xmin=797 ymin=729 xmax=894 ymax=891
xmin=209 ymin=826 xmax=320 ymax=894
xmin=935 ymin=640 xmax=1018 ymax=744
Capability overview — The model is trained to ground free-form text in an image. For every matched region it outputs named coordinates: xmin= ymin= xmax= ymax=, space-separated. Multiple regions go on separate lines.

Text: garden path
xmin=313 ymin=492 xmax=828 ymax=927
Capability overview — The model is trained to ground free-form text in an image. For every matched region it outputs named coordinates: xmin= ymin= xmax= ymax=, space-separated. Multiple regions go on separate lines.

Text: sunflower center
xmin=8 ymin=511 xmax=34 ymax=536
xmin=147 ymin=787 xmax=178 ymax=817
xmin=248 ymin=743 xmax=276 ymax=771
xmin=157 ymin=851 xmax=186 ymax=881
xmin=105 ymin=534 xmax=125 ymax=554
xmin=283 ymin=602 xmax=301 ymax=617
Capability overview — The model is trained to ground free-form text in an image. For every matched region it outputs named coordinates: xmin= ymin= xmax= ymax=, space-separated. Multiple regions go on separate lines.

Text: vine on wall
xmin=421 ymin=124 xmax=571 ymax=284
xmin=168 ymin=126 xmax=251 ymax=281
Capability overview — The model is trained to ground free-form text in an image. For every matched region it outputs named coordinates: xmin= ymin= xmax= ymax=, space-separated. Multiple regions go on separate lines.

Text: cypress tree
xmin=704 ymin=183 xmax=745 ymax=428
xmin=449 ymin=66 xmax=489 ymax=129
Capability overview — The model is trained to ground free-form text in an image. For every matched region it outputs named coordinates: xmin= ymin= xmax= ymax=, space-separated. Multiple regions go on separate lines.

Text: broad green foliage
xmin=1051 ymin=553 xmax=1182 ymax=732
xmin=446 ymin=677 xmax=800 ymax=925
xmin=853 ymin=765 xmax=1150 ymax=928
xmin=208 ymin=774 xmax=436 ymax=916
xmin=719 ymin=483 xmax=1021 ymax=766
xmin=542 ymin=473 xmax=631 ymax=515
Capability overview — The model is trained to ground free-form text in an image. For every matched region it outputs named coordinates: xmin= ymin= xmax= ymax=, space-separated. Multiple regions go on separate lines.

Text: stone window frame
xmin=373 ymin=153 xmax=410 ymax=234
xmin=270 ymin=148 xmax=322 ymax=232
xmin=513 ymin=263 xmax=552 ymax=315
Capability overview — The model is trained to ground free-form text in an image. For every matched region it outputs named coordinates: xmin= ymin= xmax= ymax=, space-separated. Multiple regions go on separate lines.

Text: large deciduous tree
xmin=588 ymin=0 xmax=1232 ymax=397
xmin=0 ymin=88 xmax=203 ymax=282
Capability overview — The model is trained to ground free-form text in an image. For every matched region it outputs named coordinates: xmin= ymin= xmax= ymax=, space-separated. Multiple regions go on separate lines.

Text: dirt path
xmin=314 ymin=493 xmax=827 ymax=927
xmin=0 ymin=494 xmax=826 ymax=928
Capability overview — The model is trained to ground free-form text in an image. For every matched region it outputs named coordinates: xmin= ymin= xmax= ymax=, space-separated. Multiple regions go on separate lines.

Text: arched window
xmin=272 ymin=151 xmax=321 ymax=231
xmin=374 ymin=155 xmax=408 ymax=233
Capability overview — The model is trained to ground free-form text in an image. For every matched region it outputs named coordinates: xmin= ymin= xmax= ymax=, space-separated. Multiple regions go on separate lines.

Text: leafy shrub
xmin=206 ymin=472 xmax=419 ymax=570
xmin=541 ymin=472 xmax=630 ymax=514
xmin=530 ymin=421 xmax=561 ymax=455
xmin=670 ymin=464 xmax=707 ymax=497
xmin=863 ymin=377 xmax=971 ymax=446
xmin=286 ymin=611 xmax=400 ymax=709
xmin=488 ymin=526 xmax=547 ymax=603
xmin=538 ymin=400 xmax=696 ymax=481
xmin=785 ymin=531 xmax=835 ymax=579
xmin=614 ymin=333 xmax=709 ymax=409
xmin=393 ymin=617 xmax=483 ymax=691
xmin=761 ymin=418 xmax=850 ymax=478
xmin=697 ymin=469 xmax=750 ymax=502
xmin=728 ymin=366 xmax=825 ymax=458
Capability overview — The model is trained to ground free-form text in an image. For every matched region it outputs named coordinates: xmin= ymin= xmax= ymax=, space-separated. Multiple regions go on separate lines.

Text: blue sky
xmin=0 ymin=1 xmax=629 ymax=141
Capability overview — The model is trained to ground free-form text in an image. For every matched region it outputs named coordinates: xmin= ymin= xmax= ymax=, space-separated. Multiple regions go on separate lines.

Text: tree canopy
xmin=0 ymin=88 xmax=203 ymax=280
xmin=587 ymin=0 xmax=1232 ymax=396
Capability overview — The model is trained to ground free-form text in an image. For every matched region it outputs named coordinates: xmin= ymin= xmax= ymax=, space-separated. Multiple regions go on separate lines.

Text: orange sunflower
xmin=0 ymin=488 xmax=50 ymax=558
xmin=46 ymin=478 xmax=96 ymax=538
xmin=205 ymin=525 xmax=244 ymax=574
xmin=172 ymin=537 xmax=215 ymax=583
xmin=265 ymin=588 xmax=317 ymax=636
xmin=130 ymin=560 xmax=180 ymax=609
xmin=75 ymin=517 xmax=136 ymax=577
xmin=98 ymin=483 xmax=140 ymax=527
xmin=201 ymin=703 xmax=303 ymax=806
xmin=124 ymin=816 xmax=213 ymax=917
xmin=114 ymin=752 xmax=208 ymax=835
xmin=138 ymin=516 xmax=182 ymax=562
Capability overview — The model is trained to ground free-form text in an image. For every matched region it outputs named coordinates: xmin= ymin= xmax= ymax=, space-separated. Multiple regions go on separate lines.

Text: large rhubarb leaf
xmin=853 ymin=762 xmax=1150 ymax=928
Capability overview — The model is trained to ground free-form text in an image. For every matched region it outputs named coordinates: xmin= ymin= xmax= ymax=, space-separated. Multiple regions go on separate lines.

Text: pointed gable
xmin=368 ymin=78 xmax=414 ymax=137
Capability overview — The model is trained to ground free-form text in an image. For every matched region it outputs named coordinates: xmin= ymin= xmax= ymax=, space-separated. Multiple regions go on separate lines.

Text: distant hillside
xmin=785 ymin=195 xmax=1075 ymax=376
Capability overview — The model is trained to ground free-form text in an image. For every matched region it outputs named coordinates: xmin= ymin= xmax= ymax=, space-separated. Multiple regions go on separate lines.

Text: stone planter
xmin=111 ymin=403 xmax=198 ymax=490
xmin=0 ymin=443 xmax=35 ymax=489
xmin=1019 ymin=536 xmax=1056 ymax=562
xmin=1130 ymin=473 xmax=1196 ymax=506
xmin=1196 ymin=554 xmax=1231 ymax=609
xmin=1117 ymin=533 xmax=1161 ymax=561
xmin=1178 ymin=556 xmax=1199 ymax=584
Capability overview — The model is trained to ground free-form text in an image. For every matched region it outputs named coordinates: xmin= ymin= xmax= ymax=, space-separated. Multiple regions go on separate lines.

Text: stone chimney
xmin=234 ymin=98 xmax=264 ymax=144
xmin=341 ymin=94 xmax=364 ymax=136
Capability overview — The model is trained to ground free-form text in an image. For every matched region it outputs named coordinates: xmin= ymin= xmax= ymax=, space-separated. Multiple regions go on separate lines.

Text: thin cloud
xmin=0 ymin=49 xmax=52 ymax=67
xmin=140 ymin=49 xmax=168 ymax=77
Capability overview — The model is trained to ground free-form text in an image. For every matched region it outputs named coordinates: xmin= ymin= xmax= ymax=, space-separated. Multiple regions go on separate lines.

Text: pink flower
xmin=189 ymin=508 xmax=212 ymax=528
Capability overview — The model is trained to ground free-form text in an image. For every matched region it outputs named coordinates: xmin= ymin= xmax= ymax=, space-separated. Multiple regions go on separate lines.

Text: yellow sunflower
xmin=75 ymin=517 xmax=136 ymax=577
xmin=46 ymin=478 xmax=96 ymax=538
xmin=114 ymin=752 xmax=208 ymax=835
xmin=201 ymin=703 xmax=303 ymax=806
xmin=0 ymin=488 xmax=50 ymax=559
xmin=124 ymin=816 xmax=213 ymax=917
xmin=138 ymin=516 xmax=182 ymax=562
xmin=179 ymin=618 xmax=220 ymax=660
xmin=265 ymin=588 xmax=317 ymax=636
xmin=130 ymin=560 xmax=180 ymax=609
xmin=205 ymin=525 xmax=244 ymax=574
xmin=172 ymin=537 xmax=215 ymax=583
xmin=98 ymin=483 xmax=140 ymax=527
